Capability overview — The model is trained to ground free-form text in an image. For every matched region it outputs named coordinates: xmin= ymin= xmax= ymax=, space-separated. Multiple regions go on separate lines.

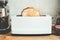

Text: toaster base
xmin=11 ymin=34 xmax=51 ymax=36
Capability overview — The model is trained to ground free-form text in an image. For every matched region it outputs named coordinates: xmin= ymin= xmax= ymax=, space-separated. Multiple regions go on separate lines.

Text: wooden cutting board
xmin=0 ymin=35 xmax=60 ymax=40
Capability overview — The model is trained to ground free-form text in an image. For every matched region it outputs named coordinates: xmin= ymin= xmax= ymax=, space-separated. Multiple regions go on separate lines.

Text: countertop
xmin=0 ymin=34 xmax=60 ymax=40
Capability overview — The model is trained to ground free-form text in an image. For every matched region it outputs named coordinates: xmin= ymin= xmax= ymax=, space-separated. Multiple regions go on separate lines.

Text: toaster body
xmin=11 ymin=16 xmax=52 ymax=35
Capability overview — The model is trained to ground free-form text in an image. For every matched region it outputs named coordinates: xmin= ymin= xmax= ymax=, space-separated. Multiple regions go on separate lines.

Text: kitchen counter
xmin=0 ymin=34 xmax=60 ymax=40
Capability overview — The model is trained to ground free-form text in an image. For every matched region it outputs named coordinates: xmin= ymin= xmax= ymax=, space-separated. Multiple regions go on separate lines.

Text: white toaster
xmin=11 ymin=15 xmax=52 ymax=35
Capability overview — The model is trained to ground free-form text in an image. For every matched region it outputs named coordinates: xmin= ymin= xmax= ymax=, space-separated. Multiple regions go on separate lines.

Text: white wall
xmin=57 ymin=0 xmax=60 ymax=12
xmin=8 ymin=0 xmax=59 ymax=23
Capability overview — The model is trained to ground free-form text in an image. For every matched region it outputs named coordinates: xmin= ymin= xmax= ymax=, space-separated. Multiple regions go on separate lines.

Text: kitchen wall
xmin=59 ymin=0 xmax=60 ymax=11
xmin=8 ymin=0 xmax=58 ymax=15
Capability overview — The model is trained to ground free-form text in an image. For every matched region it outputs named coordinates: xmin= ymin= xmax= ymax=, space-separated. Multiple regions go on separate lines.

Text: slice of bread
xmin=21 ymin=7 xmax=41 ymax=16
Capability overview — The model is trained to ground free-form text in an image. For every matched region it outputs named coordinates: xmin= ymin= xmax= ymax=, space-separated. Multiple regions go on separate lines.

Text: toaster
xmin=11 ymin=15 xmax=52 ymax=35
xmin=8 ymin=0 xmax=52 ymax=35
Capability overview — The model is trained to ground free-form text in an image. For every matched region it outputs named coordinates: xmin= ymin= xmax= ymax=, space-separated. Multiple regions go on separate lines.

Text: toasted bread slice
xmin=21 ymin=7 xmax=41 ymax=16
